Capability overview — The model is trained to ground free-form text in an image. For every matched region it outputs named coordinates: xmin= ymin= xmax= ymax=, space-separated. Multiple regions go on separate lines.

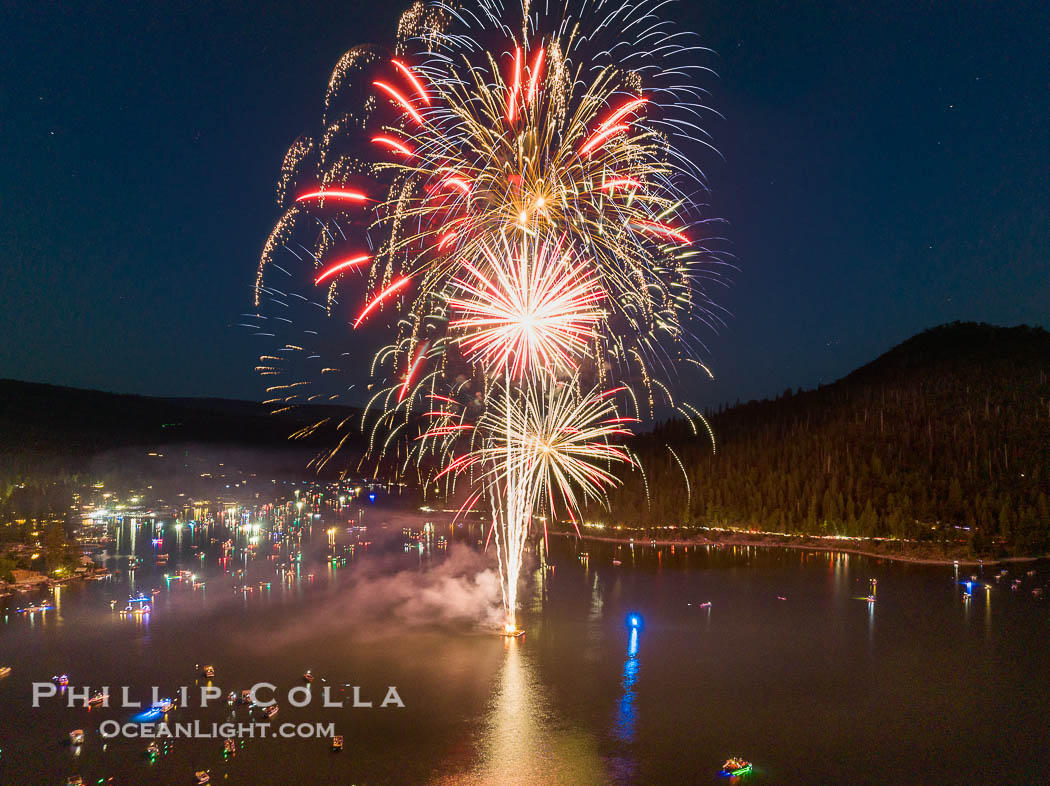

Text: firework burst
xmin=251 ymin=0 xmax=725 ymax=630
xmin=448 ymin=235 xmax=604 ymax=378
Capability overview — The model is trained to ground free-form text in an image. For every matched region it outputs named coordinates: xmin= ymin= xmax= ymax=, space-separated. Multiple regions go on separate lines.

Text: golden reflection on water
xmin=441 ymin=638 xmax=604 ymax=786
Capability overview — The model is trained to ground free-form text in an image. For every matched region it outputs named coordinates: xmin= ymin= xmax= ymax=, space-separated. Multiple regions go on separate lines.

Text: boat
xmin=202 ymin=665 xmax=215 ymax=678
xmin=0 ymin=666 xmax=11 ymax=677
xmin=69 ymin=729 xmax=85 ymax=745
xmin=303 ymin=670 xmax=314 ymax=683
xmin=226 ymin=692 xmax=236 ymax=705
xmin=223 ymin=738 xmax=236 ymax=753
xmin=699 ymin=601 xmax=712 ymax=608
xmin=261 ymin=703 xmax=279 ymax=718
xmin=240 ymin=689 xmax=252 ymax=704
xmin=612 ymin=559 xmax=622 ymax=566
xmin=719 ymin=758 xmax=752 ymax=777
xmin=195 ymin=772 xmax=210 ymax=784
xmin=66 ymin=777 xmax=83 ymax=786
xmin=154 ymin=698 xmax=176 ymax=712
xmin=54 ymin=674 xmax=70 ymax=686
xmin=87 ymin=691 xmax=108 ymax=706
xmin=331 ymin=735 xmax=343 ymax=751
xmin=146 ymin=741 xmax=160 ymax=756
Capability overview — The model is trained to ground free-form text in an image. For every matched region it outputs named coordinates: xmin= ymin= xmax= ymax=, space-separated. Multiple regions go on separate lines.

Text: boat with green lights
xmin=719 ymin=758 xmax=752 ymax=777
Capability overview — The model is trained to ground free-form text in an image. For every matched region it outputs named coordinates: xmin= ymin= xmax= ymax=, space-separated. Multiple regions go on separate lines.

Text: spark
xmin=353 ymin=276 xmax=412 ymax=328
xmin=372 ymin=80 xmax=424 ymax=125
xmin=580 ymin=124 xmax=629 ymax=156
xmin=314 ymin=254 xmax=370 ymax=285
xmin=371 ymin=135 xmax=414 ymax=157
xmin=296 ymin=189 xmax=370 ymax=203
xmin=390 ymin=59 xmax=431 ymax=105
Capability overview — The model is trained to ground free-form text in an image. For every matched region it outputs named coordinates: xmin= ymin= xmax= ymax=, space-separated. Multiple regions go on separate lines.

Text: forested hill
xmin=607 ymin=323 xmax=1050 ymax=556
xmin=0 ymin=379 xmax=362 ymax=472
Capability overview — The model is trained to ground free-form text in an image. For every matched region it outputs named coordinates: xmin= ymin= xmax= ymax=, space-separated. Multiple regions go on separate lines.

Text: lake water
xmin=2 ymin=508 xmax=1049 ymax=784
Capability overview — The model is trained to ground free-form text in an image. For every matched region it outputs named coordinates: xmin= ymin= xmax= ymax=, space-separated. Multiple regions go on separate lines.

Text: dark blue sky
xmin=2 ymin=1 xmax=1047 ymax=407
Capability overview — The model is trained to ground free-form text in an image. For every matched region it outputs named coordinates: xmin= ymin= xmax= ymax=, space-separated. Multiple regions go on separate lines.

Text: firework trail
xmin=252 ymin=0 xmax=726 ymax=629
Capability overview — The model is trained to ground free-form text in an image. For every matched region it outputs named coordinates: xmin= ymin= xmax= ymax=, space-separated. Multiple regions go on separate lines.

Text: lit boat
xmin=226 ymin=692 xmax=236 ymax=705
xmin=303 ymin=670 xmax=314 ymax=683
xmin=331 ymin=735 xmax=343 ymax=751
xmin=153 ymin=698 xmax=176 ymax=712
xmin=87 ymin=691 xmax=108 ymax=706
xmin=240 ymin=690 xmax=252 ymax=704
xmin=699 ymin=601 xmax=712 ymax=608
xmin=202 ymin=665 xmax=215 ymax=678
xmin=612 ymin=559 xmax=622 ymax=566
xmin=54 ymin=674 xmax=70 ymax=686
xmin=223 ymin=738 xmax=236 ymax=753
xmin=66 ymin=777 xmax=83 ymax=786
xmin=261 ymin=704 xmax=279 ymax=718
xmin=195 ymin=771 xmax=211 ymax=784
xmin=146 ymin=741 xmax=160 ymax=756
xmin=69 ymin=729 xmax=85 ymax=745
xmin=0 ymin=666 xmax=11 ymax=678
xmin=719 ymin=757 xmax=752 ymax=777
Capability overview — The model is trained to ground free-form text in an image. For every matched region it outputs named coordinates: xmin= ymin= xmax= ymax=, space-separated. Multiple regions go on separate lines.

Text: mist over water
xmin=250 ymin=544 xmax=505 ymax=649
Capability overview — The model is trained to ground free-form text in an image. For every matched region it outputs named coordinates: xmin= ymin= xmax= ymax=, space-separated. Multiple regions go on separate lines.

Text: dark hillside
xmin=607 ymin=323 xmax=1050 ymax=556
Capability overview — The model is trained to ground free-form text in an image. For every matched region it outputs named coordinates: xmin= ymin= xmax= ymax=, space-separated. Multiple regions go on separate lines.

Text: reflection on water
xmin=616 ymin=626 xmax=640 ymax=742
xmin=455 ymin=638 xmax=604 ymax=786
xmin=475 ymin=640 xmax=542 ymax=782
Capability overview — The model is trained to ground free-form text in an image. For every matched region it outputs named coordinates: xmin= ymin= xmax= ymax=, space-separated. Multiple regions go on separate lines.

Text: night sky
xmin=2 ymin=0 xmax=1047 ymax=408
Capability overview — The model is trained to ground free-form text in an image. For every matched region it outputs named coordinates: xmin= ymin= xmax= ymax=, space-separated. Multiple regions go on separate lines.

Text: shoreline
xmin=547 ymin=530 xmax=1048 ymax=567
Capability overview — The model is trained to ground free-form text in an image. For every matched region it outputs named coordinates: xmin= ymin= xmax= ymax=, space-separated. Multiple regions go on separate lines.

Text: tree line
xmin=602 ymin=323 xmax=1050 ymax=557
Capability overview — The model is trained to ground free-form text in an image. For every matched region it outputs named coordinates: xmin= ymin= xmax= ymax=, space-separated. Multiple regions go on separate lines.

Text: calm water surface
xmin=2 ymin=510 xmax=1049 ymax=785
